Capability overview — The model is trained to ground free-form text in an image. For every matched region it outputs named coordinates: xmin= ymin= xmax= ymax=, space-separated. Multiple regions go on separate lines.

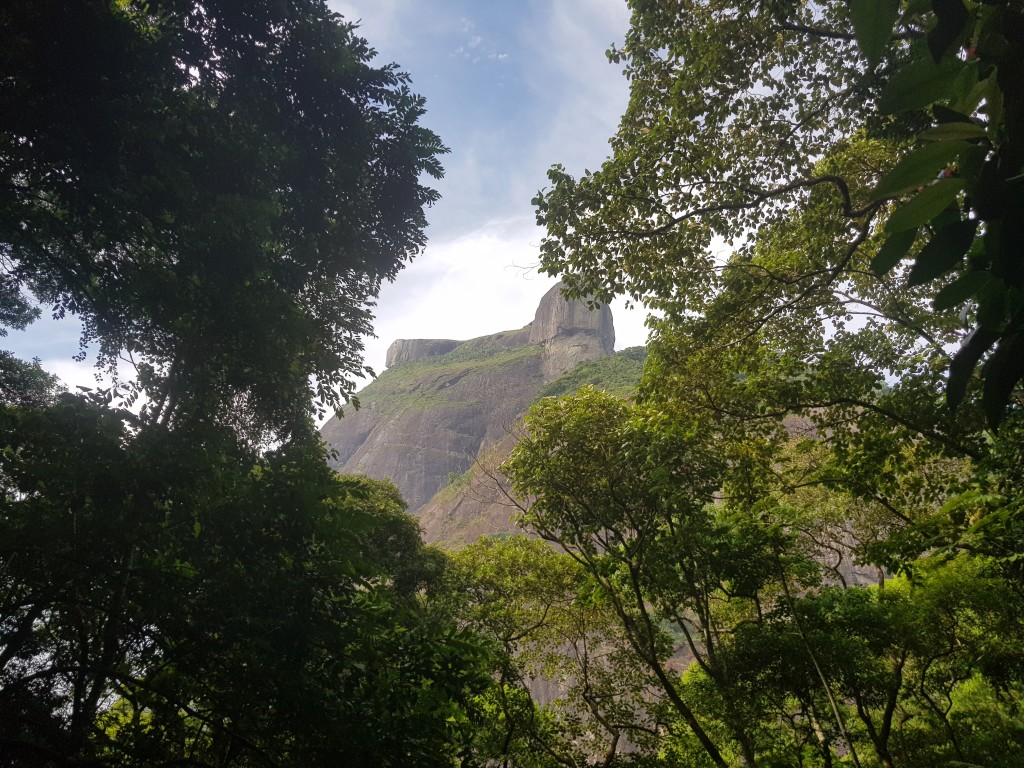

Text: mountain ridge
xmin=320 ymin=284 xmax=616 ymax=527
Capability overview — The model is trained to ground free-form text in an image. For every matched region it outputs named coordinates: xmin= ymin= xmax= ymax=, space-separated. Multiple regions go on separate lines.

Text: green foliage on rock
xmin=535 ymin=346 xmax=647 ymax=400
xmin=362 ymin=341 xmax=544 ymax=413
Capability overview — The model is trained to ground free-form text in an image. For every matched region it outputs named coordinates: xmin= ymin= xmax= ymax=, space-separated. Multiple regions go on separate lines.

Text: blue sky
xmin=6 ymin=0 xmax=648 ymax=392
xmin=334 ymin=0 xmax=649 ymax=379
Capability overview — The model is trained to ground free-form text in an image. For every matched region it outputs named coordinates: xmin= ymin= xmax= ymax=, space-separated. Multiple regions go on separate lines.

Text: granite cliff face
xmin=385 ymin=338 xmax=460 ymax=367
xmin=529 ymin=290 xmax=615 ymax=378
xmin=320 ymin=284 xmax=614 ymax=523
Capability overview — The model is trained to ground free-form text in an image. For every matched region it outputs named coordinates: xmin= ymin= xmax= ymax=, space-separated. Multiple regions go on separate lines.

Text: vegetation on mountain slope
xmin=4 ymin=0 xmax=1024 ymax=766
xmin=358 ymin=337 xmax=544 ymax=412
xmin=535 ymin=346 xmax=647 ymax=400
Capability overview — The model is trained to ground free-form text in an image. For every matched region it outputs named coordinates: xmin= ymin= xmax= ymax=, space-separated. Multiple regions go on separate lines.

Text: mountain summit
xmin=319 ymin=283 xmax=615 ymax=536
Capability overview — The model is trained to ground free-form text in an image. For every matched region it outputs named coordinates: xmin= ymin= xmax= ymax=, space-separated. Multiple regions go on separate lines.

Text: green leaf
xmin=870 ymin=228 xmax=918 ymax=276
xmin=918 ymin=122 xmax=987 ymax=141
xmin=958 ymin=144 xmax=991 ymax=185
xmin=885 ymin=178 xmax=964 ymax=232
xmin=934 ymin=270 xmax=992 ymax=310
xmin=878 ymin=55 xmax=965 ymax=114
xmin=909 ymin=219 xmax=978 ymax=285
xmin=948 ymin=327 xmax=999 ymax=409
xmin=928 ymin=0 xmax=970 ymax=62
xmin=871 ymin=141 xmax=971 ymax=200
xmin=977 ymin=279 xmax=1009 ymax=328
xmin=932 ymin=104 xmax=973 ymax=124
xmin=983 ymin=326 xmax=1024 ymax=428
xmin=850 ymin=0 xmax=902 ymax=67
xmin=950 ymin=61 xmax=982 ymax=114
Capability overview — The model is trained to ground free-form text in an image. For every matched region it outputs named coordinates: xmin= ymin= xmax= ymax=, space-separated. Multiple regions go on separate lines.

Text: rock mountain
xmin=319 ymin=283 xmax=615 ymax=544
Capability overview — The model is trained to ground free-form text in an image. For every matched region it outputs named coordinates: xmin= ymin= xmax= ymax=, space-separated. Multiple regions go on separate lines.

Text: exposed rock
xmin=529 ymin=286 xmax=615 ymax=348
xmin=532 ymin=285 xmax=615 ymax=380
xmin=321 ymin=345 xmax=546 ymax=512
xmin=320 ymin=284 xmax=615 ymax=523
xmin=385 ymin=338 xmax=459 ymax=367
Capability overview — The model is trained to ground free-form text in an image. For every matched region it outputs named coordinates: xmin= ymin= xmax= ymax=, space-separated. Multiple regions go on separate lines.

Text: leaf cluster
xmin=0 ymin=397 xmax=491 ymax=767
xmin=1 ymin=0 xmax=448 ymax=436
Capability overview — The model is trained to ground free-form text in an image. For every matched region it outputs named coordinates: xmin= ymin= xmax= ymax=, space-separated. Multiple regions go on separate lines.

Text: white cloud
xmin=41 ymin=358 xmax=104 ymax=392
xmin=327 ymin=0 xmax=412 ymax=51
xmin=361 ymin=215 xmax=650 ymax=386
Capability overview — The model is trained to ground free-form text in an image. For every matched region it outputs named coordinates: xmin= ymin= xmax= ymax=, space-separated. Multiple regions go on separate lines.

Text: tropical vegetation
xmin=2 ymin=0 xmax=1023 ymax=766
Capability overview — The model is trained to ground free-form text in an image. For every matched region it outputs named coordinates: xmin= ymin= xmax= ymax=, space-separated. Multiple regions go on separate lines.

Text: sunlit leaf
xmin=885 ymin=179 xmax=964 ymax=232
xmin=871 ymin=141 xmax=971 ymax=200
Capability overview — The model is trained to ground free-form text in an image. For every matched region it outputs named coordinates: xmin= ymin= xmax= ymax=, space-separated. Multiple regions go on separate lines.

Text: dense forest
xmin=2 ymin=1 xmax=1023 ymax=767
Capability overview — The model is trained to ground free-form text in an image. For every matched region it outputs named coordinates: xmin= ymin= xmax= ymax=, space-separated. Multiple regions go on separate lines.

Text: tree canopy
xmin=535 ymin=0 xmax=1022 ymax=426
xmin=502 ymin=1 xmax=1024 ymax=766
xmin=2 ymin=0 xmax=447 ymax=436
xmin=0 ymin=3 xmax=495 ymax=766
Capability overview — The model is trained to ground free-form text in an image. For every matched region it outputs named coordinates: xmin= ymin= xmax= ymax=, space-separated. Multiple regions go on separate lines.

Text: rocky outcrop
xmin=531 ymin=285 xmax=614 ymax=380
xmin=416 ymin=432 xmax=522 ymax=546
xmin=320 ymin=284 xmax=615 ymax=522
xmin=529 ymin=287 xmax=615 ymax=347
xmin=385 ymin=338 xmax=459 ymax=367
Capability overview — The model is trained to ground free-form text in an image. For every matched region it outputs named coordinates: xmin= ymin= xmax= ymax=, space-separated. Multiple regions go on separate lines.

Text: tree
xmin=534 ymin=0 xmax=1022 ymax=426
xmin=1 ymin=0 xmax=447 ymax=437
xmin=447 ymin=534 xmax=661 ymax=767
xmin=0 ymin=400 xmax=490 ymax=767
xmin=844 ymin=0 xmax=1024 ymax=427
xmin=504 ymin=387 xmax=1024 ymax=767
xmin=515 ymin=1 xmax=1024 ymax=764
xmin=0 ymin=2 xmax=491 ymax=765
xmin=505 ymin=388 xmax=762 ymax=766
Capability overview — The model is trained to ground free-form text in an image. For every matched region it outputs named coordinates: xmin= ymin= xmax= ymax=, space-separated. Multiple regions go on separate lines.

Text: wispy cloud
xmin=366 ymin=215 xmax=650 ymax=382
xmin=450 ymin=18 xmax=508 ymax=63
xmin=329 ymin=0 xmax=413 ymax=52
xmin=524 ymin=0 xmax=630 ymax=186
